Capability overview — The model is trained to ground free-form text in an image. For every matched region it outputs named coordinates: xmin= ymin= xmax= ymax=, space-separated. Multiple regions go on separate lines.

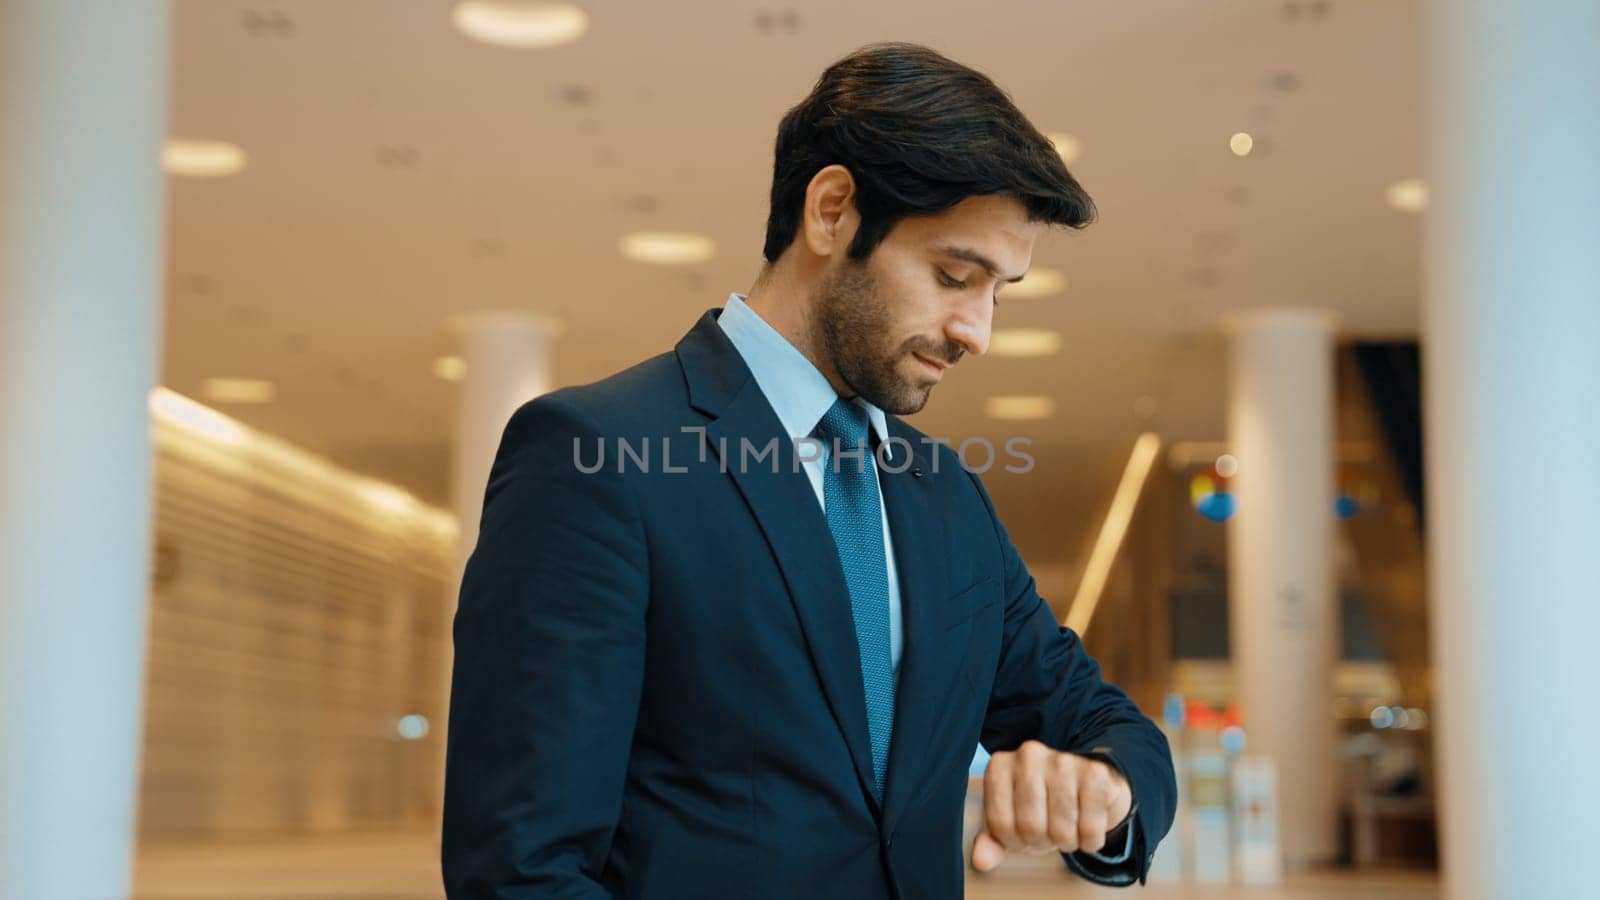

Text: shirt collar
xmin=716 ymin=291 xmax=890 ymax=445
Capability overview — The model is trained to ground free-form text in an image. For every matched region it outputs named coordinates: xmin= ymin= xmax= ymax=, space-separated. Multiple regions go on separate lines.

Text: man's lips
xmin=911 ymin=352 xmax=949 ymax=378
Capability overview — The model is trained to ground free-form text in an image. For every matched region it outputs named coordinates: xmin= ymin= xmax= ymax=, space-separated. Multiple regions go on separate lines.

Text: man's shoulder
xmin=509 ymin=350 xmax=687 ymax=435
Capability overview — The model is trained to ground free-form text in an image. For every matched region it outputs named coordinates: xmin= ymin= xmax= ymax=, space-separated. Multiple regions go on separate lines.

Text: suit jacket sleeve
xmin=441 ymin=394 xmax=649 ymax=898
xmin=967 ymin=470 xmax=1177 ymax=887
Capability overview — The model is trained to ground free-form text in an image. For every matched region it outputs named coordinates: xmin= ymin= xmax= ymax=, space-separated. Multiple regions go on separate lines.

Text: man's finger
xmin=1082 ymin=763 xmax=1117 ymax=853
xmin=982 ymin=758 xmax=1016 ymax=851
xmin=970 ymin=828 xmax=1006 ymax=872
xmin=1013 ymin=753 xmax=1052 ymax=851
xmin=1075 ymin=798 xmax=1108 ymax=854
xmin=1046 ymin=754 xmax=1081 ymax=852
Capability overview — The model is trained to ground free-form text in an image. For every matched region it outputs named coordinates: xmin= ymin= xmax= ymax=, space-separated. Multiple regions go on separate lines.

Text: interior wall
xmin=140 ymin=402 xmax=456 ymax=838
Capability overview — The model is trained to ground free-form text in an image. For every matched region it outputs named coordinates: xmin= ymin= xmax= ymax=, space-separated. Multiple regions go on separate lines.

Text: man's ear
xmin=801 ymin=164 xmax=859 ymax=259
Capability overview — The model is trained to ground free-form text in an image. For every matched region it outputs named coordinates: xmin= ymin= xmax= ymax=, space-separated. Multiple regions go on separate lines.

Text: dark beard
xmin=816 ymin=258 xmax=959 ymax=416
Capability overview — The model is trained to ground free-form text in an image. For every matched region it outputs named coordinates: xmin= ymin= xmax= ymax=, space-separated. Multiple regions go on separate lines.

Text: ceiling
xmin=161 ymin=0 xmax=1424 ymax=566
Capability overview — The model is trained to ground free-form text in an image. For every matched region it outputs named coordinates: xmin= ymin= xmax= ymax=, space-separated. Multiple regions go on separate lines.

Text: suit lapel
xmin=678 ymin=312 xmax=881 ymax=815
xmin=876 ymin=430 xmax=961 ymax=838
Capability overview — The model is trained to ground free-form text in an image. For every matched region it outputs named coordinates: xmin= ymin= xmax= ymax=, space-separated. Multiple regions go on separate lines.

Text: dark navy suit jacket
xmin=441 ymin=310 xmax=1176 ymax=898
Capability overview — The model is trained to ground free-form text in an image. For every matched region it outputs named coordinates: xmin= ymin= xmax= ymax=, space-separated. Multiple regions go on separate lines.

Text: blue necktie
xmin=814 ymin=398 xmax=895 ymax=801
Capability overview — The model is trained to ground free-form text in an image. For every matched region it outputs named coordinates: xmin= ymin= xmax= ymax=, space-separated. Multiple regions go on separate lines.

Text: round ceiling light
xmin=433 ymin=355 xmax=467 ymax=382
xmin=163 ymin=139 xmax=247 ymax=177
xmin=988 ymin=328 xmax=1063 ymax=358
xmin=1003 ymin=267 xmax=1068 ymax=299
xmin=1386 ymin=178 xmax=1428 ymax=213
xmin=1046 ymin=132 xmax=1083 ymax=165
xmin=201 ymin=377 xmax=276 ymax=404
xmin=453 ymin=2 xmax=588 ymax=48
xmin=620 ymin=231 xmax=716 ymax=265
xmin=984 ymin=395 xmax=1057 ymax=421
xmin=1230 ymin=132 xmax=1255 ymax=157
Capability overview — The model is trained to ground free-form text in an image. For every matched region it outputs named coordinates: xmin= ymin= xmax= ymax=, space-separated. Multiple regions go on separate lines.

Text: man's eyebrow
xmin=934 ymin=245 xmax=1027 ymax=283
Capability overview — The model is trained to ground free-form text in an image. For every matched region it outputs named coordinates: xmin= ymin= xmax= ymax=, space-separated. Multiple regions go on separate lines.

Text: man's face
xmin=816 ymin=194 xmax=1040 ymax=415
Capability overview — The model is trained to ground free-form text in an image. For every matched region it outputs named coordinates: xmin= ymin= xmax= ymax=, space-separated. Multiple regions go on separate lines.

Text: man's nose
xmin=946 ymin=299 xmax=993 ymax=357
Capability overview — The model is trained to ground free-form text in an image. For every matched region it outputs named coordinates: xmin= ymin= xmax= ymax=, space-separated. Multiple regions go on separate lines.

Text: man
xmin=442 ymin=42 xmax=1176 ymax=899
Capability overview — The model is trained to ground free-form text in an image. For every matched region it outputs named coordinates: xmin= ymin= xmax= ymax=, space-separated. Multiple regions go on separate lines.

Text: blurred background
xmin=2 ymin=1 xmax=1596 ymax=899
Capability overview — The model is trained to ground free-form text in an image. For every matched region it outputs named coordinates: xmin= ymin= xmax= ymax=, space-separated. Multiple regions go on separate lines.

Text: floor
xmin=133 ymin=832 xmax=1439 ymax=900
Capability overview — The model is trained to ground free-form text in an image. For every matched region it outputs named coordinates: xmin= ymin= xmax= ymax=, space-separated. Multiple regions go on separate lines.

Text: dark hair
xmin=761 ymin=42 xmax=1095 ymax=265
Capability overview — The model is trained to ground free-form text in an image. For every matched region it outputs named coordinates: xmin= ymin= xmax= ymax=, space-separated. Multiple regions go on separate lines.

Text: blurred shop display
xmin=1149 ymin=690 xmax=1436 ymax=883
xmin=1232 ymin=756 xmax=1283 ymax=884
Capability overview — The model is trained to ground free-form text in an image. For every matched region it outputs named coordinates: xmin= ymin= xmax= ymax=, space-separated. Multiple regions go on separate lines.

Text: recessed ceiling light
xmin=396 ymin=714 xmax=430 ymax=741
xmin=1046 ymin=132 xmax=1083 ymax=165
xmin=433 ymin=355 xmax=467 ymax=382
xmin=1215 ymin=453 xmax=1240 ymax=478
xmin=1386 ymin=178 xmax=1428 ymax=213
xmin=1230 ymin=132 xmax=1254 ymax=157
xmin=201 ymin=377 xmax=276 ymax=404
xmin=163 ymin=139 xmax=247 ymax=177
xmin=453 ymin=1 xmax=588 ymax=48
xmin=984 ymin=395 xmax=1057 ymax=421
xmin=1004 ymin=267 xmax=1068 ymax=299
xmin=988 ymin=328 xmax=1062 ymax=358
xmin=620 ymin=231 xmax=715 ymax=264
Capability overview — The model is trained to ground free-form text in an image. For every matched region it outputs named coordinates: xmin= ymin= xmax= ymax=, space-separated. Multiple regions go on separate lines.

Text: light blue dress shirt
xmin=717 ymin=292 xmax=905 ymax=674
xmin=716 ymin=292 xmax=1134 ymax=866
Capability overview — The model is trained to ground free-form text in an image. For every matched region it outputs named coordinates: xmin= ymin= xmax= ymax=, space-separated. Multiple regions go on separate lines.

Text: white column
xmin=1422 ymin=2 xmax=1600 ymax=898
xmin=0 ymin=3 xmax=170 ymax=898
xmin=437 ymin=315 xmax=551 ymax=810
xmin=449 ymin=313 xmax=555 ymax=566
xmin=1224 ymin=308 xmax=1339 ymax=869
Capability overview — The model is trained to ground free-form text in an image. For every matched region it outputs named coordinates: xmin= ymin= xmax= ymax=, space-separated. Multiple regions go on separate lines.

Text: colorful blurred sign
xmin=1190 ymin=466 xmax=1235 ymax=522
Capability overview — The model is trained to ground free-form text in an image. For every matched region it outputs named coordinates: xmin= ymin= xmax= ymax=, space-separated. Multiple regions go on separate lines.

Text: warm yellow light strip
xmin=149 ymin=387 xmax=249 ymax=445
xmin=147 ymin=386 xmax=458 ymax=540
xmin=1066 ymin=432 xmax=1162 ymax=637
